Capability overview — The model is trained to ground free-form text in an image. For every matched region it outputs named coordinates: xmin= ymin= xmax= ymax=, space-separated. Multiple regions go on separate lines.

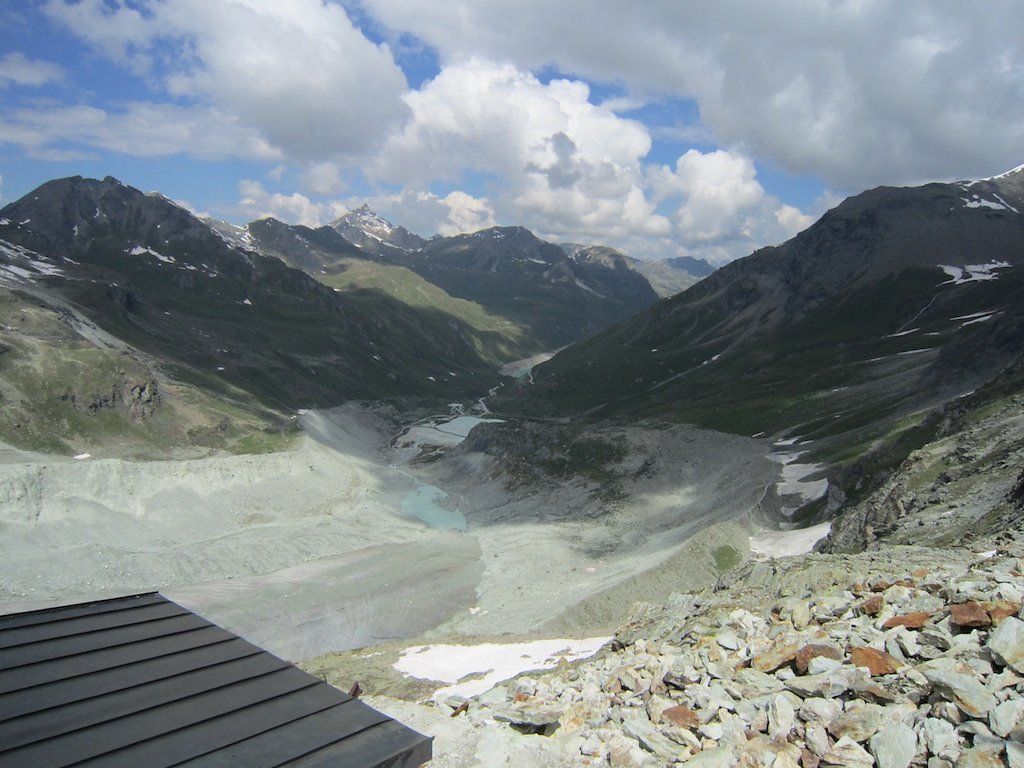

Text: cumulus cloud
xmin=33 ymin=1 xmax=1014 ymax=261
xmin=42 ymin=0 xmax=409 ymax=158
xmin=301 ymin=163 xmax=348 ymax=196
xmin=651 ymin=149 xmax=814 ymax=259
xmin=359 ymin=0 xmax=1024 ymax=188
xmin=0 ymin=103 xmax=280 ymax=161
xmin=437 ymin=191 xmax=497 ymax=235
xmin=237 ymin=179 xmax=347 ymax=227
xmin=374 ymin=58 xmax=669 ymax=243
xmin=0 ymin=52 xmax=65 ymax=88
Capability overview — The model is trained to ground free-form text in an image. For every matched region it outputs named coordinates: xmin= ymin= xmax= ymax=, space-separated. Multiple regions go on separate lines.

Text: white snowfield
xmin=0 ymin=239 xmax=64 ymax=283
xmin=749 ymin=521 xmax=832 ymax=560
xmin=395 ymin=637 xmax=611 ymax=700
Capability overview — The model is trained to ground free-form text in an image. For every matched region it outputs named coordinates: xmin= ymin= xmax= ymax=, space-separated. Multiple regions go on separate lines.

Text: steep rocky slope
xmin=823 ymin=357 xmax=1024 ymax=554
xmin=524 ymin=170 xmax=1024 ymax=435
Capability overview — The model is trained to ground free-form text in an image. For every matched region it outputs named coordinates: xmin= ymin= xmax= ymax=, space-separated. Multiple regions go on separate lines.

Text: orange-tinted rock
xmin=871 ymin=580 xmax=892 ymax=593
xmin=980 ymin=600 xmax=1022 ymax=625
xmin=949 ymin=601 xmax=993 ymax=629
xmin=912 ymin=567 xmax=930 ymax=580
xmin=882 ymin=611 xmax=932 ymax=630
xmin=662 ymin=705 xmax=700 ymax=729
xmin=857 ymin=595 xmax=884 ymax=616
xmin=751 ymin=640 xmax=800 ymax=673
xmin=795 ymin=643 xmax=843 ymax=675
xmin=849 ymin=646 xmax=904 ymax=676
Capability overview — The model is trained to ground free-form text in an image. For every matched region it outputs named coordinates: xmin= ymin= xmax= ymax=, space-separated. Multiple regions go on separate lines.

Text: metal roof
xmin=0 ymin=592 xmax=431 ymax=767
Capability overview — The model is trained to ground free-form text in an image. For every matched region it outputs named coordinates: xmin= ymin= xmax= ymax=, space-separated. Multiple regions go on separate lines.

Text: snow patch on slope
xmin=939 ymin=261 xmax=1011 ymax=284
xmin=129 ymin=245 xmax=175 ymax=265
xmin=0 ymin=240 xmax=64 ymax=283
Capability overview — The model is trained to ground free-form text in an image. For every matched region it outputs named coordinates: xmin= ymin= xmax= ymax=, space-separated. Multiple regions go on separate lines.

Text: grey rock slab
xmin=800 ymin=696 xmax=844 ymax=725
xmin=828 ymin=702 xmax=889 ymax=742
xmin=869 ymin=723 xmax=917 ymax=768
xmin=919 ymin=717 xmax=961 ymax=762
xmin=923 ymin=668 xmax=998 ymax=718
xmin=735 ymin=668 xmax=782 ymax=696
xmin=768 ymin=693 xmax=796 ymax=739
xmin=821 ymin=735 xmax=875 ymax=767
xmin=784 ymin=671 xmax=850 ymax=698
xmin=989 ymin=616 xmax=1024 ymax=673
xmin=622 ymin=718 xmax=687 ymax=762
xmin=679 ymin=746 xmax=738 ymax=768
xmin=1007 ymin=740 xmax=1024 ymax=768
xmin=492 ymin=703 xmax=564 ymax=730
xmin=808 ymin=656 xmax=845 ymax=675
xmin=805 ymin=722 xmax=831 ymax=757
xmin=990 ymin=699 xmax=1024 ymax=737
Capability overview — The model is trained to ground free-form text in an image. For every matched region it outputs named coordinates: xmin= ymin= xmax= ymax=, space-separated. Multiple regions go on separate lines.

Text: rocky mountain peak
xmin=0 ymin=175 xmax=217 ymax=258
xmin=329 ymin=204 xmax=425 ymax=254
xmin=962 ymin=162 xmax=1024 ymax=210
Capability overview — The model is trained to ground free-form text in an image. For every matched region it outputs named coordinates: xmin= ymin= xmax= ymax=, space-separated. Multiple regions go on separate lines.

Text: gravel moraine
xmin=371 ymin=540 xmax=1024 ymax=767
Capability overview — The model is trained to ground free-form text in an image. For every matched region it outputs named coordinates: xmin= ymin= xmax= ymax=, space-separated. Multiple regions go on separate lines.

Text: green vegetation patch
xmin=0 ymin=288 xmax=297 ymax=458
xmin=712 ymin=544 xmax=742 ymax=573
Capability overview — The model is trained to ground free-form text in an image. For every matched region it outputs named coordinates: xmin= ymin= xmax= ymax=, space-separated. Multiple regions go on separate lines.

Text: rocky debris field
xmin=373 ymin=539 xmax=1024 ymax=767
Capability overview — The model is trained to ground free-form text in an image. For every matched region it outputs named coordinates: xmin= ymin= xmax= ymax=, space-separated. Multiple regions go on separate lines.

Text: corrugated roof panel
xmin=0 ymin=625 xmax=238 ymax=693
xmin=0 ymin=594 xmax=432 ymax=768
xmin=1 ymin=636 xmax=262 ymax=719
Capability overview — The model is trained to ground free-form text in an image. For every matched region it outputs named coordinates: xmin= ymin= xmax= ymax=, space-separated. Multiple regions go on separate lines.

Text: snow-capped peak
xmin=990 ymin=162 xmax=1024 ymax=180
xmin=337 ymin=204 xmax=396 ymax=240
xmin=203 ymin=217 xmax=256 ymax=250
xmin=967 ymin=162 xmax=1024 ymax=184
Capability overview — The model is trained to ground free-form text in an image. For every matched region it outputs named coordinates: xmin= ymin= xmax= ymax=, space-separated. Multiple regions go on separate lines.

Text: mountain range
xmin=516 ymin=165 xmax=1024 ymax=518
xmin=2 ymin=167 xmax=1022 ymax=527
xmin=0 ymin=175 xmax=671 ymax=454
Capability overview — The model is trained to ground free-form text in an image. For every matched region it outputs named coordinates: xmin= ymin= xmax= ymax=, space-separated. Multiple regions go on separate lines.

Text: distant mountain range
xmin=248 ymin=214 xmax=663 ymax=351
xmin=6 ymin=165 xmax=1021 ymax=522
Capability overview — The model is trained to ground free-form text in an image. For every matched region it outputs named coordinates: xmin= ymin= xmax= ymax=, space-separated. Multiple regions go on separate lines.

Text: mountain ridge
xmin=511 ymin=167 xmax=1024 ymax=522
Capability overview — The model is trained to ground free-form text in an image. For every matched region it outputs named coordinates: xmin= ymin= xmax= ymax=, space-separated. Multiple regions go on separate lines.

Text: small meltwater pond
xmin=401 ymin=484 xmax=467 ymax=531
xmin=394 ymin=413 xmax=503 ymax=531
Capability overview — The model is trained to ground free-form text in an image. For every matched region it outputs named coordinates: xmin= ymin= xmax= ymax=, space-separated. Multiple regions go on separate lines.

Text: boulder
xmin=949 ymin=602 xmax=992 ymax=630
xmin=821 ymin=735 xmax=875 ymax=767
xmin=850 ymin=646 xmax=904 ymax=676
xmin=869 ymin=723 xmax=917 ymax=768
xmin=795 ymin=644 xmax=843 ymax=675
xmin=922 ymin=669 xmax=997 ymax=718
xmin=988 ymin=616 xmax=1024 ymax=673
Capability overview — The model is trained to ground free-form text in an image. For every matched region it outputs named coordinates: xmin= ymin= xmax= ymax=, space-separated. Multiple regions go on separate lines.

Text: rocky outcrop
xmin=823 ymin=381 xmax=1024 ymax=555
xmin=401 ymin=542 xmax=1024 ymax=766
xmin=60 ymin=372 xmax=160 ymax=419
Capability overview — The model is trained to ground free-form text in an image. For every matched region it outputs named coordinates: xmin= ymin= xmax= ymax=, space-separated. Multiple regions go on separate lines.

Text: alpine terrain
xmin=3 ymin=167 xmax=1024 ymax=767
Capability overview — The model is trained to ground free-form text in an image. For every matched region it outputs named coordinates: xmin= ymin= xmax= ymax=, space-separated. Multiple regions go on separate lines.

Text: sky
xmin=0 ymin=1 xmax=1022 ymax=264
